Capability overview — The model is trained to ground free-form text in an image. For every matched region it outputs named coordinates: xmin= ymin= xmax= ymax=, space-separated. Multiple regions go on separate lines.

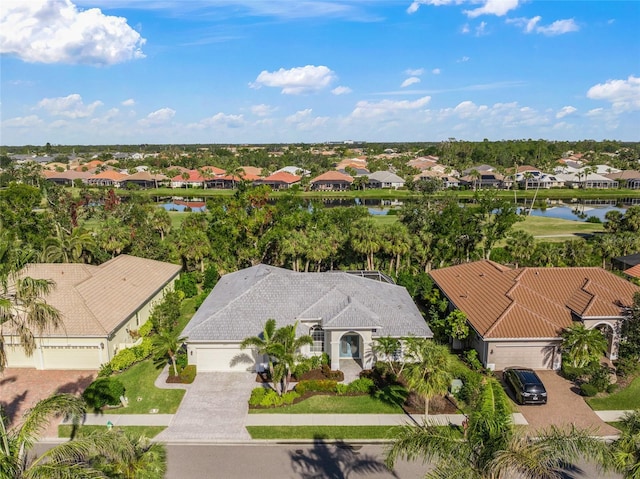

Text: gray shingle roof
xmin=183 ymin=264 xmax=432 ymax=341
xmin=16 ymin=255 xmax=181 ymax=337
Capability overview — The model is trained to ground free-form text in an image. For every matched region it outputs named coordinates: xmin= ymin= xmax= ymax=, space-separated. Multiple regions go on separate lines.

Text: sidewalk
xmin=595 ymin=410 xmax=635 ymax=422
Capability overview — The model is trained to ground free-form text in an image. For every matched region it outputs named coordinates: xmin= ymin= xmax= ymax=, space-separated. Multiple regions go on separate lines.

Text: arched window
xmin=310 ymin=326 xmax=324 ymax=353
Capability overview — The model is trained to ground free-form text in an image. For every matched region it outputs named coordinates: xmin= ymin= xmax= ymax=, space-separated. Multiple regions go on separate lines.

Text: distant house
xmin=430 ymin=260 xmax=639 ymax=371
xmin=120 ymin=171 xmax=167 ymax=189
xmin=460 ymin=172 xmax=511 ymax=189
xmin=254 ymin=171 xmax=301 ymax=190
xmin=515 ymin=171 xmax=565 ymax=189
xmin=273 ymin=166 xmax=310 ymax=177
xmin=87 ymin=170 xmax=128 ymax=187
xmin=3 ymin=255 xmax=181 ymax=370
xmin=74 ymin=160 xmax=104 ymax=172
xmin=366 ymin=171 xmax=405 ymax=189
xmin=183 ymin=264 xmax=432 ymax=372
xmin=43 ymin=170 xmax=93 ymax=186
xmin=171 ymin=170 xmax=206 ymax=188
xmin=605 ymin=170 xmax=640 ymax=189
xmin=555 ymin=169 xmax=619 ymax=189
xmin=310 ymin=171 xmax=354 ymax=191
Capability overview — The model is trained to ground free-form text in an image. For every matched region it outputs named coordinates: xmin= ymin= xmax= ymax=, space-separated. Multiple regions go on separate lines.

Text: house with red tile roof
xmin=310 ymin=171 xmax=354 ymax=191
xmin=87 ymin=170 xmax=128 ymax=187
xmin=430 ymin=260 xmax=639 ymax=371
xmin=254 ymin=171 xmax=301 ymax=190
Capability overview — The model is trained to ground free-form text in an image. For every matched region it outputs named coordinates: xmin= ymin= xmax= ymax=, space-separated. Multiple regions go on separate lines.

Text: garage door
xmin=195 ymin=345 xmax=255 ymax=372
xmin=41 ymin=346 xmax=101 ymax=370
xmin=5 ymin=345 xmax=37 ymax=368
xmin=490 ymin=342 xmax=559 ymax=371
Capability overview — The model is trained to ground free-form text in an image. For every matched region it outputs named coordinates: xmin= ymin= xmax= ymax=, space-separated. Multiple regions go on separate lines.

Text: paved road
xmin=165 ymin=443 xmax=623 ymax=479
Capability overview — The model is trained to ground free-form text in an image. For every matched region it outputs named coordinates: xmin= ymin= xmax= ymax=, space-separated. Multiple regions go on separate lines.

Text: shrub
xmin=295 ymin=379 xmax=338 ymax=395
xmin=463 ymin=349 xmax=484 ymax=372
xmin=561 ymin=362 xmax=588 ymax=382
xmin=176 ymin=351 xmax=188 ymax=372
xmin=97 ymin=362 xmax=113 ymax=378
xmin=203 ymin=266 xmax=220 ymax=291
xmin=321 ymin=364 xmax=343 ymax=381
xmin=175 ymin=273 xmax=198 ymax=298
xmin=586 ymin=216 xmax=602 ymax=223
xmin=249 ymin=387 xmax=268 ymax=407
xmin=580 ymin=383 xmax=598 ymax=397
xmin=614 ymin=356 xmax=640 ymax=377
xmin=254 ymin=389 xmax=300 ymax=407
xmin=137 ymin=337 xmax=153 ymax=359
xmin=346 ymin=377 xmax=375 ymax=394
xmin=452 ymin=369 xmax=483 ymax=407
xmin=281 ymin=391 xmax=299 ymax=405
xmin=292 ymin=360 xmax=312 ymax=380
xmin=138 ymin=320 xmax=154 ymax=338
xmin=178 ymin=365 xmax=197 ymax=383
xmin=109 ymin=348 xmax=138 ymax=372
xmin=83 ymin=377 xmax=125 ymax=411
xmin=589 ymin=364 xmax=613 ymax=392
xmin=194 ymin=291 xmax=209 ymax=310
xmin=336 ymin=383 xmax=349 ymax=395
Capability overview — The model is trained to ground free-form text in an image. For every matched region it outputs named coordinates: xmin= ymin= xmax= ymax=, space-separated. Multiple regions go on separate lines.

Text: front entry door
xmin=340 ymin=334 xmax=360 ymax=358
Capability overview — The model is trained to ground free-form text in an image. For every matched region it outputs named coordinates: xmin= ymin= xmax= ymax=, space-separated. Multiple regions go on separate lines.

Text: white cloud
xmin=405 ymin=68 xmax=424 ymax=76
xmin=332 ymin=86 xmax=352 ymax=95
xmin=251 ymin=104 xmax=276 ymax=117
xmin=285 ymin=109 xmax=329 ymax=130
xmin=2 ymin=115 xmax=43 ymax=127
xmin=586 ymin=108 xmax=604 ymax=117
xmin=508 ymin=16 xmax=579 ymax=36
xmin=138 ymin=107 xmax=175 ymax=126
xmin=286 ymin=109 xmax=313 ymax=123
xmin=401 ymin=77 xmax=421 ymax=88
xmin=464 ymin=0 xmax=520 ymax=18
xmin=37 ymin=94 xmax=103 ymax=118
xmin=0 ymin=0 xmax=145 ymax=66
xmin=475 ymin=21 xmax=488 ymax=36
xmin=461 ymin=23 xmax=470 ymax=34
xmin=121 ymin=98 xmax=135 ymax=106
xmin=250 ymin=65 xmax=336 ymax=94
xmin=351 ymin=96 xmax=431 ymax=119
xmin=432 ymin=68 xmax=441 ymax=75
xmin=190 ymin=113 xmax=245 ymax=129
xmin=556 ymin=106 xmax=577 ymax=118
xmin=587 ymin=75 xmax=640 ymax=112
xmin=457 ymin=56 xmax=470 ymax=62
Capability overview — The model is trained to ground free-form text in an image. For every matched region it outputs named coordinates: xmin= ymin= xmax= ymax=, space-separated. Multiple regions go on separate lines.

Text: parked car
xmin=503 ymin=367 xmax=547 ymax=405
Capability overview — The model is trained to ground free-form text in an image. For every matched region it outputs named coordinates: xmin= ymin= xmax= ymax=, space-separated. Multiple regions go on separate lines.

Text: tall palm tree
xmin=561 ymin=323 xmax=607 ymax=368
xmin=609 ymin=409 xmax=640 ymax=478
xmin=386 ymin=378 xmax=610 ymax=479
xmin=41 ymin=224 xmax=96 ymax=264
xmin=0 ymin=274 xmax=62 ymax=373
xmin=270 ymin=321 xmax=313 ymax=395
xmin=152 ymin=329 xmax=187 ymax=377
xmin=505 ymin=230 xmax=534 ymax=268
xmin=241 ymin=318 xmax=280 ymax=391
xmin=351 ymin=218 xmax=381 ymax=270
xmin=91 ymin=431 xmax=167 ymax=479
xmin=0 ymin=393 xmax=130 ymax=478
xmin=402 ymin=339 xmax=453 ymax=418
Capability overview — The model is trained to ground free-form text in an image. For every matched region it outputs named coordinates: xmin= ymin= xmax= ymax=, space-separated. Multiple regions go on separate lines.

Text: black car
xmin=503 ymin=367 xmax=548 ymax=405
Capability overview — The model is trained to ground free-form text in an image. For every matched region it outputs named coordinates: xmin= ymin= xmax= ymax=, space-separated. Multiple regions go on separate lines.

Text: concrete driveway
xmin=156 ymin=371 xmax=256 ymax=442
xmin=501 ymin=370 xmax=619 ymax=437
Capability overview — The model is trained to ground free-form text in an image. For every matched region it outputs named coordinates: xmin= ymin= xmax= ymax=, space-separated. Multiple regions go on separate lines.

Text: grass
xmin=103 ymin=360 xmax=185 ymax=415
xmin=246 ymin=425 xmax=402 ymax=440
xmin=176 ymin=296 xmax=199 ymax=334
xmin=512 ymin=215 xmax=604 ymax=239
xmin=586 ymin=376 xmax=640 ymax=411
xmin=58 ymin=425 xmax=166 ymax=439
xmin=249 ymin=394 xmax=406 ymax=414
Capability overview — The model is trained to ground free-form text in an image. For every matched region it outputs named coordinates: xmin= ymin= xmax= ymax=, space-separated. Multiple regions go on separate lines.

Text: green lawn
xmin=246 ymin=425 xmax=402 ymax=440
xmin=586 ymin=376 xmax=640 ymax=410
xmin=249 ymin=394 xmax=405 ymax=414
xmin=176 ymin=296 xmax=198 ymax=334
xmin=58 ymin=425 xmax=166 ymax=439
xmin=103 ymin=360 xmax=185 ymax=415
xmin=512 ymin=215 xmax=604 ymax=239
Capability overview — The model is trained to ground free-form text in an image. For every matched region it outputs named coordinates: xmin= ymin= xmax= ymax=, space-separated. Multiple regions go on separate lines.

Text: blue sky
xmin=1 ymin=0 xmax=639 ymax=145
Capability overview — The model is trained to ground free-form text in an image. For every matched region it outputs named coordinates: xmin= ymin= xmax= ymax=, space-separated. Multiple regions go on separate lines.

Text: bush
xmin=463 ymin=349 xmax=484 ymax=372
xmin=194 ymin=291 xmax=209 ymax=310
xmin=175 ymin=273 xmax=198 ymax=298
xmin=178 ymin=365 xmax=197 ymax=383
xmin=321 ymin=364 xmax=343 ymax=381
xmin=249 ymin=388 xmax=300 ymax=408
xmin=83 ymin=377 xmax=125 ymax=411
xmin=614 ymin=356 xmax=640 ymax=377
xmin=336 ymin=383 xmax=349 ymax=395
xmin=295 ymin=379 xmax=338 ymax=395
xmin=176 ymin=351 xmax=188 ymax=372
xmin=138 ymin=320 xmax=154 ymax=338
xmin=97 ymin=362 xmax=113 ymax=378
xmin=453 ymin=369 xmax=483 ymax=407
xmin=249 ymin=387 xmax=268 ymax=407
xmin=109 ymin=348 xmax=138 ymax=372
xmin=561 ymin=362 xmax=588 ymax=382
xmin=589 ymin=364 xmax=613 ymax=392
xmin=580 ymin=383 xmax=598 ymax=397
xmin=345 ymin=377 xmax=375 ymax=394
xmin=203 ymin=266 xmax=220 ymax=291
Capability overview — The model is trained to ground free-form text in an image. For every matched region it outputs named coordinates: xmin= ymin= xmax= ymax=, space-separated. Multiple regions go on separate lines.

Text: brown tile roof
xmin=430 ymin=260 xmax=639 ymax=339
xmin=240 ymin=166 xmax=263 ymax=176
xmin=16 ymin=255 xmax=181 ymax=337
xmin=310 ymin=171 xmax=354 ymax=183
xmin=604 ymin=170 xmax=640 ymax=180
xmin=123 ymin=171 xmax=167 ymax=181
xmin=91 ymin=170 xmax=128 ymax=181
xmin=624 ymin=264 xmax=640 ymax=279
xmin=260 ymin=171 xmax=301 ymax=183
xmin=74 ymin=160 xmax=103 ymax=171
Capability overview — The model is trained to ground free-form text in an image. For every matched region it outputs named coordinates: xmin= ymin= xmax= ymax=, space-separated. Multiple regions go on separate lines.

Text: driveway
xmin=501 ymin=370 xmax=619 ymax=437
xmin=0 ymin=368 xmax=96 ymax=435
xmin=155 ymin=371 xmax=256 ymax=442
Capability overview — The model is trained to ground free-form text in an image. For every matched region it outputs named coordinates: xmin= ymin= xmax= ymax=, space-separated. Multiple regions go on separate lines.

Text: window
xmin=310 ymin=326 xmax=324 ymax=353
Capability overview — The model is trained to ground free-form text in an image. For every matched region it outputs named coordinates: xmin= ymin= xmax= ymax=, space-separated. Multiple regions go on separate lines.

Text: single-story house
xmin=183 ymin=264 xmax=432 ymax=372
xmin=366 ymin=171 xmax=405 ymax=189
xmin=119 ymin=171 xmax=168 ymax=189
xmin=254 ymin=171 xmax=301 ymax=190
xmin=3 ymin=255 xmax=181 ymax=370
xmin=430 ymin=260 xmax=639 ymax=371
xmin=309 ymin=171 xmax=354 ymax=191
xmin=87 ymin=170 xmax=128 ymax=188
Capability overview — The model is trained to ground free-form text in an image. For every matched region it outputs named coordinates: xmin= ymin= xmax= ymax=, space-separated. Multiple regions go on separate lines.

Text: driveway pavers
xmin=155 ymin=371 xmax=256 ymax=442
xmin=502 ymin=370 xmax=619 ymax=437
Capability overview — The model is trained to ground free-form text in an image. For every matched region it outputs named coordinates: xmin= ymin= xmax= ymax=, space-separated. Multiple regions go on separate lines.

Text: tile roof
xmin=624 ymin=264 xmax=640 ymax=279
xmin=184 ymin=264 xmax=432 ymax=342
xmin=430 ymin=260 xmax=639 ymax=339
xmin=91 ymin=170 xmax=128 ymax=181
xmin=259 ymin=171 xmax=301 ymax=183
xmin=367 ymin=171 xmax=405 ymax=183
xmin=310 ymin=171 xmax=354 ymax=183
xmin=15 ymin=255 xmax=181 ymax=337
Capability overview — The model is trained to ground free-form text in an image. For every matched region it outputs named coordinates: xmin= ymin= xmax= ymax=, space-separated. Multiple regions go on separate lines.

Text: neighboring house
xmin=623 ymin=264 xmax=640 ymax=280
xmin=515 ymin=171 xmax=565 ymax=189
xmin=120 ymin=171 xmax=167 ymax=189
xmin=183 ymin=264 xmax=432 ymax=372
xmin=254 ymin=171 xmax=301 ymax=190
xmin=430 ymin=260 xmax=639 ymax=371
xmin=309 ymin=171 xmax=354 ymax=191
xmin=170 ymin=170 xmax=205 ymax=188
xmin=273 ymin=166 xmax=310 ymax=176
xmin=3 ymin=255 xmax=181 ymax=370
xmin=612 ymin=253 xmax=640 ymax=272
xmin=605 ymin=170 xmax=640 ymax=189
xmin=460 ymin=172 xmax=511 ymax=189
xmin=74 ymin=160 xmax=104 ymax=172
xmin=42 ymin=170 xmax=92 ymax=186
xmin=555 ymin=168 xmax=619 ymax=189
xmin=367 ymin=171 xmax=405 ymax=189
xmin=87 ymin=170 xmax=128 ymax=187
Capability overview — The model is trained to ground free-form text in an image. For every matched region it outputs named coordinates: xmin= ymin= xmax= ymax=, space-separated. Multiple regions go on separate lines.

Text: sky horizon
xmin=1 ymin=0 xmax=639 ymax=146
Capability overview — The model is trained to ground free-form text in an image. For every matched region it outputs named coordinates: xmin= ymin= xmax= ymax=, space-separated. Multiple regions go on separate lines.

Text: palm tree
xmin=241 ymin=318 xmax=280 ymax=392
xmin=0 ymin=393 xmax=129 ymax=478
xmin=270 ymin=321 xmax=313 ymax=395
xmin=372 ymin=336 xmax=403 ymax=376
xmin=402 ymin=340 xmax=453 ymax=418
xmin=609 ymin=409 xmax=640 ymax=478
xmin=561 ymin=323 xmax=607 ymax=368
xmin=386 ymin=378 xmax=610 ymax=478
xmin=41 ymin=224 xmax=96 ymax=264
xmin=91 ymin=431 xmax=167 ymax=479
xmin=152 ymin=329 xmax=187 ymax=377
xmin=505 ymin=230 xmax=534 ymax=268
xmin=350 ymin=218 xmax=382 ymax=270
xmin=151 ymin=208 xmax=172 ymax=241
xmin=0 ymin=274 xmax=62 ymax=373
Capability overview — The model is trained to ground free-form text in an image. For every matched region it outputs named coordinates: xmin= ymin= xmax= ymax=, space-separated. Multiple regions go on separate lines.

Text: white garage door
xmin=5 ymin=345 xmax=37 ymax=368
xmin=41 ymin=346 xmax=101 ymax=369
xmin=195 ymin=345 xmax=255 ymax=372
xmin=490 ymin=342 xmax=559 ymax=371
